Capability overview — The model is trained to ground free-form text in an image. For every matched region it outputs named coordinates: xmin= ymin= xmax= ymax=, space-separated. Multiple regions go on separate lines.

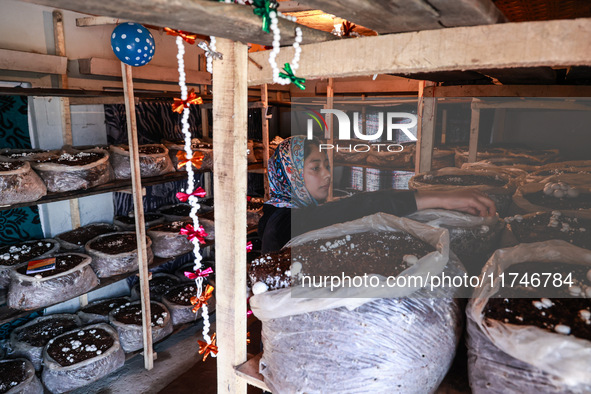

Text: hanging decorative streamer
xmin=172 ymin=89 xmax=203 ymax=113
xmin=173 ymin=34 xmax=215 ymax=359
xmin=176 ymin=187 xmax=207 ymax=202
xmin=164 ymin=27 xmax=198 ymax=45
xmin=176 ymin=150 xmax=205 ymax=169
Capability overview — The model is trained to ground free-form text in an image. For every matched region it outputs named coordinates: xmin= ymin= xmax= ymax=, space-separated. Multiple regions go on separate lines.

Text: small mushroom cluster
xmin=543 ymin=181 xmax=580 ymax=198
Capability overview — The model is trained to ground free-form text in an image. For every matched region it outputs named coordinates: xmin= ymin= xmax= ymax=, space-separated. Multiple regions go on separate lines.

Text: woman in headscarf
xmin=258 ymin=136 xmax=495 ymax=254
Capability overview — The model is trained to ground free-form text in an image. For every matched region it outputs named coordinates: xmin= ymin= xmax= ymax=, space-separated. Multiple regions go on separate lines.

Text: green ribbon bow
xmin=279 ymin=63 xmax=306 ymax=90
xmin=253 ymin=0 xmax=278 ymax=34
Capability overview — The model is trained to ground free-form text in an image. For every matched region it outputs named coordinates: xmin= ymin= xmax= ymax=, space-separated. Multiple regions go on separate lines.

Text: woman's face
xmin=303 ymin=147 xmax=331 ymax=202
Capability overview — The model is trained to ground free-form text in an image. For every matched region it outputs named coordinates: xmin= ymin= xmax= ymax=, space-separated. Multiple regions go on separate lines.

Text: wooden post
xmin=121 ymin=62 xmax=154 ymax=370
xmin=201 ymin=107 xmax=210 ymax=142
xmin=53 ymin=10 xmax=82 ymax=231
xmin=213 ymin=39 xmax=248 ymax=394
xmin=441 ymin=109 xmax=448 ymax=145
xmin=326 ymin=78 xmax=334 ymax=200
xmin=492 ymin=108 xmax=506 ymax=143
xmin=468 ymin=99 xmax=481 ymax=163
xmin=415 ymin=81 xmax=437 ymax=173
xmin=261 ymin=84 xmax=270 ymax=200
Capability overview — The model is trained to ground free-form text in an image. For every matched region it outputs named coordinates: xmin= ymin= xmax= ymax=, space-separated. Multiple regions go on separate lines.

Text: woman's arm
xmin=415 ymin=189 xmax=496 ymax=217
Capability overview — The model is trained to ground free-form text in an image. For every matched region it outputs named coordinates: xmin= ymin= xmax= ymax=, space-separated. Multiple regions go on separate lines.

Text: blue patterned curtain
xmin=0 ymin=96 xmax=44 ymax=247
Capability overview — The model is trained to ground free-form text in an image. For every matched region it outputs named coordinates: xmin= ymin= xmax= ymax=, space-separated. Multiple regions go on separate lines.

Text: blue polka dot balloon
xmin=110 ymin=23 xmax=155 ymax=67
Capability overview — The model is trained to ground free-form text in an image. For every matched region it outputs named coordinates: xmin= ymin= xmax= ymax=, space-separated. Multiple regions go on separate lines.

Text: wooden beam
xmin=297 ymin=0 xmax=504 ymax=34
xmin=213 ymin=39 xmax=248 ymax=394
xmin=235 ymin=353 xmax=271 ymax=392
xmin=425 ymin=84 xmax=591 ymax=97
xmin=471 ymin=99 xmax=591 ymax=110
xmin=23 ymin=0 xmax=335 ymax=46
xmin=468 ymin=100 xmax=481 ymax=163
xmin=261 ymin=84 xmax=270 ymax=200
xmin=315 ymin=76 xmax=419 ymax=94
xmin=121 ymin=62 xmax=154 ymax=370
xmin=416 ymin=81 xmax=436 ymax=173
xmin=78 ymin=58 xmax=211 ymax=85
xmin=0 ymin=48 xmax=67 ymax=75
xmin=326 ymin=77 xmax=334 ymax=200
xmin=248 ymin=19 xmax=591 ymax=85
xmin=76 ymin=16 xmax=130 ymax=27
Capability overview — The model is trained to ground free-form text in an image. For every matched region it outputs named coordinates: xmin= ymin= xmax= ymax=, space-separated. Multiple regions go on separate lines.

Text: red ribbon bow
xmin=176 ymin=150 xmax=204 ymax=170
xmin=184 ymin=267 xmax=213 ymax=280
xmin=246 ymin=241 xmax=253 ymax=252
xmin=180 ymin=224 xmax=208 ymax=244
xmin=172 ymin=89 xmax=203 ymax=113
xmin=197 ymin=333 xmax=218 ymax=362
xmin=176 ymin=187 xmax=206 ymax=202
xmin=191 ymin=284 xmax=215 ymax=313
xmin=164 ymin=27 xmax=197 ymax=45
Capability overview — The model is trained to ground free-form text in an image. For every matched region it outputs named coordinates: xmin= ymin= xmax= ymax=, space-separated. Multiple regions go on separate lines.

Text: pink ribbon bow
xmin=184 ymin=267 xmax=214 ymax=280
xmin=246 ymin=241 xmax=253 ymax=252
xmin=176 ymin=187 xmax=206 ymax=202
xmin=180 ymin=224 xmax=208 ymax=244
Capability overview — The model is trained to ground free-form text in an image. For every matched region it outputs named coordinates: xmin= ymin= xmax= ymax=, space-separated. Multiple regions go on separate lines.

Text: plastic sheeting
xmin=77 ymin=297 xmax=131 ymax=325
xmin=0 ymin=358 xmax=43 ymax=394
xmin=0 ymin=160 xmax=46 ymax=205
xmin=109 ymin=144 xmax=174 ymax=180
xmin=85 ymin=232 xmax=153 ymax=278
xmin=162 ymin=283 xmax=216 ymax=325
xmin=467 ymin=240 xmax=591 ymax=393
xmin=109 ymin=301 xmax=173 ymax=353
xmin=41 ymin=323 xmax=125 ymax=394
xmin=251 ymin=213 xmax=465 ymax=393
xmin=54 ymin=223 xmax=119 ymax=252
xmin=8 ymin=314 xmax=81 ymax=371
xmin=7 ymin=253 xmax=99 ymax=310
xmin=513 ymin=174 xmax=591 ymax=216
xmin=0 ymin=239 xmax=59 ymax=289
xmin=406 ymin=209 xmax=504 ymax=276
xmin=408 ymin=167 xmax=517 ymax=217
xmin=147 ymin=226 xmax=194 ymax=259
xmin=30 ymin=148 xmax=113 ymax=193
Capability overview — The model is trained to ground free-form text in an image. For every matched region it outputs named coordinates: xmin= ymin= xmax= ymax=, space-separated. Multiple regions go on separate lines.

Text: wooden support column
xmin=53 ymin=10 xmax=82 ymax=233
xmin=121 ymin=62 xmax=154 ymax=370
xmin=468 ymin=99 xmax=481 ymax=163
xmin=326 ymin=78 xmax=334 ymax=200
xmin=261 ymin=84 xmax=270 ymax=200
xmin=492 ymin=108 xmax=507 ymax=143
xmin=213 ymin=39 xmax=248 ymax=394
xmin=416 ymin=81 xmax=437 ymax=173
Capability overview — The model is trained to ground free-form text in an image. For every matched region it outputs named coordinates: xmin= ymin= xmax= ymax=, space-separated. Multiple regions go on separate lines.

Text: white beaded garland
xmin=268 ymin=9 xmax=302 ymax=85
xmin=175 ymin=35 xmax=211 ymax=347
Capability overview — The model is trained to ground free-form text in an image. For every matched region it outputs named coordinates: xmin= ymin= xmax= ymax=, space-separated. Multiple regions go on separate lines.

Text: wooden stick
xmin=326 ymin=78 xmax=334 ymax=201
xmin=213 ymin=39 xmax=248 ymax=394
xmin=416 ymin=81 xmax=436 ymax=173
xmin=260 ymin=84 xmax=270 ymax=200
xmin=121 ymin=62 xmax=154 ymax=370
xmin=468 ymin=100 xmax=481 ymax=163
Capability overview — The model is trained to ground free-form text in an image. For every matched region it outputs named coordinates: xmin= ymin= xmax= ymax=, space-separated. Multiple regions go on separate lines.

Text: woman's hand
xmin=415 ymin=190 xmax=496 ymax=217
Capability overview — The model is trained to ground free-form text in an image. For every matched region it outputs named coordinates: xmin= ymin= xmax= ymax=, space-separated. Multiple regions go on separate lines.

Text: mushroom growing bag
xmin=467 ymin=240 xmax=591 ymax=393
xmin=250 ymin=213 xmax=465 ymax=394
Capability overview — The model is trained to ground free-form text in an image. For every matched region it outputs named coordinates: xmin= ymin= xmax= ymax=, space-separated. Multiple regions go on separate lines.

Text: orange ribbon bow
xmin=172 ymin=89 xmax=203 ymax=114
xmin=197 ymin=333 xmax=218 ymax=362
xmin=176 ymin=150 xmax=204 ymax=169
xmin=191 ymin=284 xmax=215 ymax=313
xmin=164 ymin=27 xmax=197 ymax=45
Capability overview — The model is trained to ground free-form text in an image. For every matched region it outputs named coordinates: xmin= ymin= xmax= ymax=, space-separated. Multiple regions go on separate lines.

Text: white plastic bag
xmin=30 ymin=148 xmax=113 ymax=193
xmin=109 ymin=144 xmax=174 ymax=180
xmin=0 ymin=358 xmax=43 ymax=394
xmin=77 ymin=297 xmax=131 ymax=324
xmin=109 ymin=300 xmax=173 ymax=352
xmin=7 ymin=253 xmax=99 ymax=310
xmin=0 ymin=239 xmax=60 ymax=289
xmin=84 ymin=232 xmax=154 ymax=278
xmin=147 ymin=223 xmax=194 ymax=259
xmin=251 ymin=213 xmax=465 ymax=394
xmin=41 ymin=323 xmax=125 ymax=394
xmin=409 ymin=167 xmax=517 ymax=217
xmin=513 ymin=174 xmax=591 ymax=216
xmin=406 ymin=209 xmax=504 ymax=276
xmin=467 ymin=240 xmax=591 ymax=392
xmin=0 ymin=159 xmax=47 ymax=205
xmin=54 ymin=223 xmax=120 ymax=252
xmin=8 ymin=314 xmax=81 ymax=371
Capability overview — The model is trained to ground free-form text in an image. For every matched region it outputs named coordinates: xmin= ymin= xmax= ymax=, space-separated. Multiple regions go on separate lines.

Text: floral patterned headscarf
xmin=266 ymin=136 xmax=317 ymax=208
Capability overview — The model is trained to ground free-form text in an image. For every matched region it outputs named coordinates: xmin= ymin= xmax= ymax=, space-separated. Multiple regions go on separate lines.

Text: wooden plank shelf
xmin=0 ymin=171 xmax=198 ymax=211
xmin=0 ymin=251 xmax=202 ymax=326
xmin=235 ymin=352 xmax=270 ymax=392
xmin=334 ymin=161 xmax=415 ymax=173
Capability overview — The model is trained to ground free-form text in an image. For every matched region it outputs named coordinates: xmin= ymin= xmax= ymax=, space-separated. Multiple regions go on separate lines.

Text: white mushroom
xmin=252 ymin=281 xmax=269 ymax=295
